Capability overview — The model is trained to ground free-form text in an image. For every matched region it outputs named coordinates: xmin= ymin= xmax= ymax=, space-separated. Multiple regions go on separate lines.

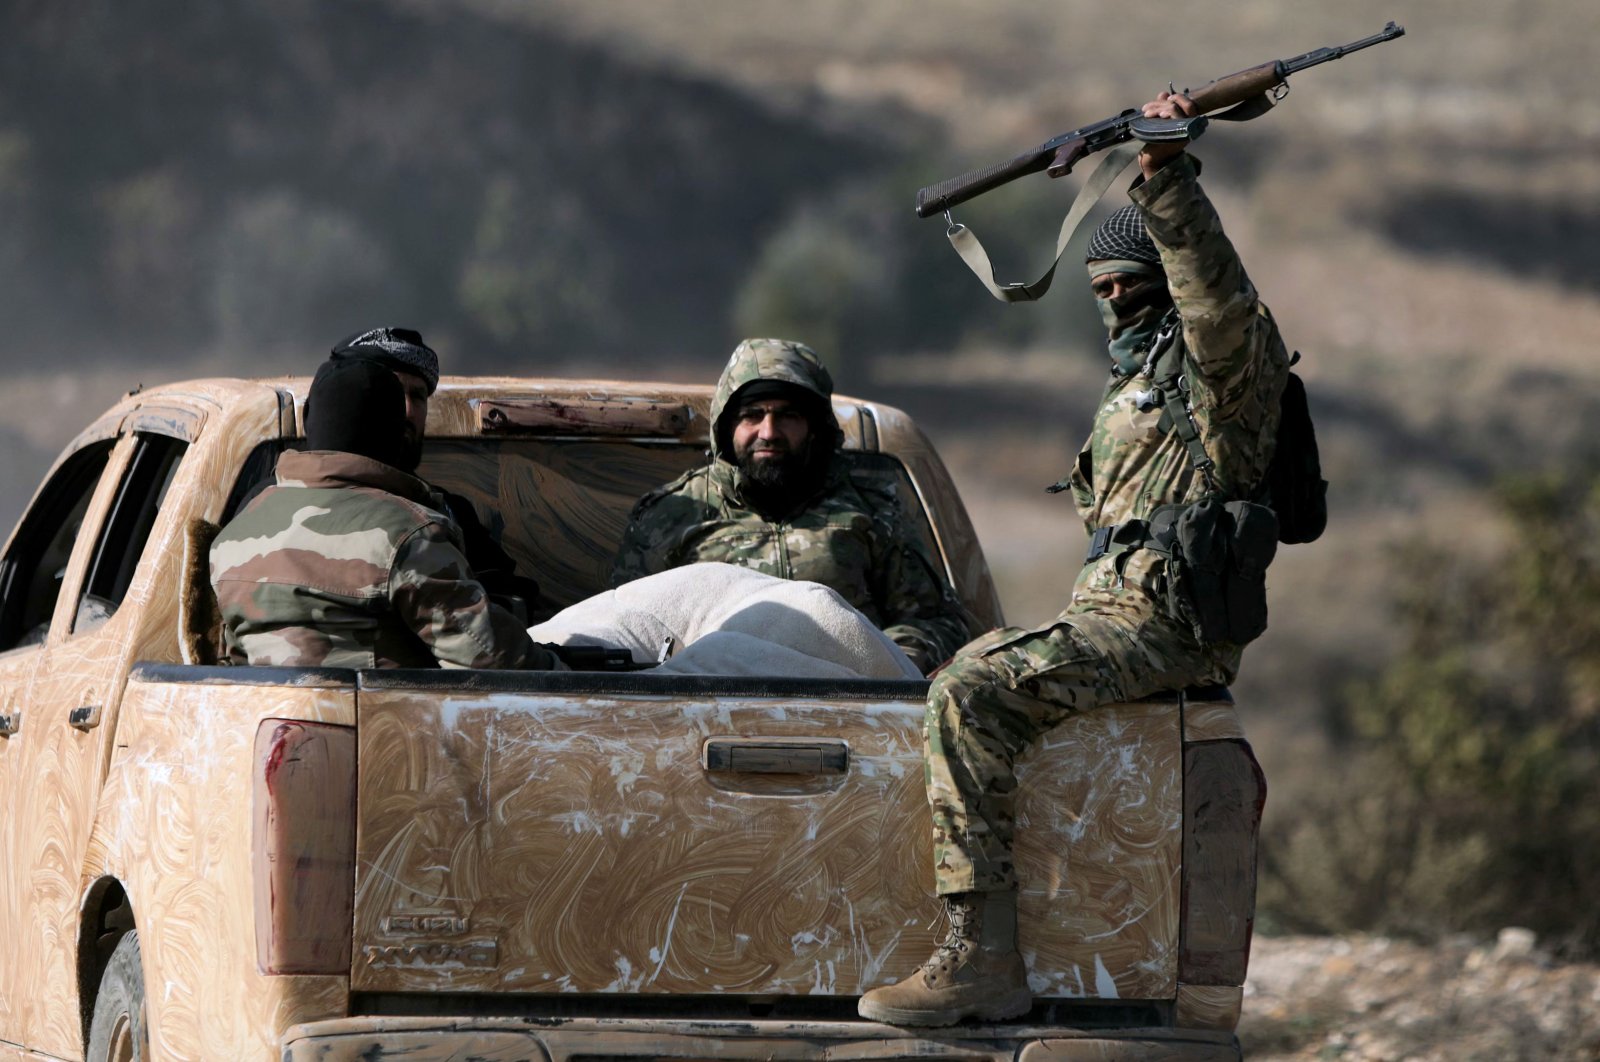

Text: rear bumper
xmin=281 ymin=1015 xmax=1240 ymax=1062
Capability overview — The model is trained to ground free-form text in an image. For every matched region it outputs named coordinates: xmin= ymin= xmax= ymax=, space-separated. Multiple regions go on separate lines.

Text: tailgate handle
xmin=703 ymin=737 xmax=849 ymax=775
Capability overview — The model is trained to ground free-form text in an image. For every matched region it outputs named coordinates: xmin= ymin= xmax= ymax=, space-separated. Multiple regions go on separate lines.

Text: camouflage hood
xmin=710 ymin=338 xmax=840 ymax=462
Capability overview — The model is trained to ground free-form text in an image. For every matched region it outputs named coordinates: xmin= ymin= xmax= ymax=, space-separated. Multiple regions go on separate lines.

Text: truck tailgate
xmin=351 ymin=672 xmax=1182 ymax=1002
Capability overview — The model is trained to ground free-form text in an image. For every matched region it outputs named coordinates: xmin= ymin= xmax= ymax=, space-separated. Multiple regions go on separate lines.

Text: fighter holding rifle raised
xmin=859 ymin=25 xmax=1402 ymax=1027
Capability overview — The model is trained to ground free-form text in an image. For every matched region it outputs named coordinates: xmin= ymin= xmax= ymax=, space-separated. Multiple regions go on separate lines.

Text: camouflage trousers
xmin=924 ymin=610 xmax=1222 ymax=895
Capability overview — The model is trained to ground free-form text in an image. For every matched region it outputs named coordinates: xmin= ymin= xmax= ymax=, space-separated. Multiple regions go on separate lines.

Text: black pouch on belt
xmin=1168 ymin=498 xmax=1279 ymax=645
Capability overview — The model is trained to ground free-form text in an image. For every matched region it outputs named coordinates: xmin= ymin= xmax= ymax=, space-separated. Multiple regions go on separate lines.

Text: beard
xmin=737 ymin=442 xmax=827 ymax=517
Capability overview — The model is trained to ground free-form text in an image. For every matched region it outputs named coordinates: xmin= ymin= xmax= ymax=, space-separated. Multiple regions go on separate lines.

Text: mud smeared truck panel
xmin=352 ymin=679 xmax=1183 ymax=1001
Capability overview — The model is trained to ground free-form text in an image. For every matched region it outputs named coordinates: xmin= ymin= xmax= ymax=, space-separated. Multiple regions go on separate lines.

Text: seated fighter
xmin=210 ymin=357 xmax=562 ymax=670
xmin=325 ymin=326 xmax=543 ymax=619
xmin=611 ymin=337 xmax=973 ymax=674
xmin=857 ymin=90 xmax=1293 ymax=1026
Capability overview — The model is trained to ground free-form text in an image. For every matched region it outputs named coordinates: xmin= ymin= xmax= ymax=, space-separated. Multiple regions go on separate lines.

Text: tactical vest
xmin=1080 ymin=312 xmax=1326 ymax=645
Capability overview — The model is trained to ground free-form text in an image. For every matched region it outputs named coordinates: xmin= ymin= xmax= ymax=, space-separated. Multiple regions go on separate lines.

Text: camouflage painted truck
xmin=0 ymin=376 xmax=1265 ymax=1062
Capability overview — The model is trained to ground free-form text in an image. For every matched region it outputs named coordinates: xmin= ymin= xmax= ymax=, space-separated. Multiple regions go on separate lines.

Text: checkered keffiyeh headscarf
xmin=329 ymin=327 xmax=441 ymax=394
xmin=1085 ymin=205 xmax=1162 ymax=268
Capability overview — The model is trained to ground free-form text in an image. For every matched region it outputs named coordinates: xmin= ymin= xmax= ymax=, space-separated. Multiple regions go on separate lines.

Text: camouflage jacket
xmin=611 ymin=455 xmax=974 ymax=671
xmin=211 ymin=449 xmax=557 ymax=670
xmin=1060 ymin=154 xmax=1290 ymax=674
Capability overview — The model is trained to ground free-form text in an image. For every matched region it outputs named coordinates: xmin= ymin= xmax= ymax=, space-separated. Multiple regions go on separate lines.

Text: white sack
xmin=528 ymin=562 xmax=922 ymax=679
xmin=653 ymin=631 xmax=863 ymax=679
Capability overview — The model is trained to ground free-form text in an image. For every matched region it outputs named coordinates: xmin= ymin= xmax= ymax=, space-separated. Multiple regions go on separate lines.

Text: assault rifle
xmin=915 ymin=21 xmax=1405 ymax=220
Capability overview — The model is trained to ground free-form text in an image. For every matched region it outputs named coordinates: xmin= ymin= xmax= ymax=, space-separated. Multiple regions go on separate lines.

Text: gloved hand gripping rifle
xmin=919 ymin=22 xmax=1406 ymax=302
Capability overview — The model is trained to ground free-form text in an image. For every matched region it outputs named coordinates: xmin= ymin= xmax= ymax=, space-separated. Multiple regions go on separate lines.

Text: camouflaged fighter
xmin=612 ymin=339 xmax=974 ymax=673
xmin=210 ymin=358 xmax=558 ymax=672
xmin=860 ymin=91 xmax=1287 ymax=1029
xmin=0 ymin=368 xmax=1261 ymax=1062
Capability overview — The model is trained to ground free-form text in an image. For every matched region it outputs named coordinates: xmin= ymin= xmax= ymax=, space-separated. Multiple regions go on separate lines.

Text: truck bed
xmin=127 ymin=664 xmax=1200 ymax=1013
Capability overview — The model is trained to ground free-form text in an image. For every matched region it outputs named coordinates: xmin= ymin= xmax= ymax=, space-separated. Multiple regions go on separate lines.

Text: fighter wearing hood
xmin=611 ymin=338 xmax=974 ymax=674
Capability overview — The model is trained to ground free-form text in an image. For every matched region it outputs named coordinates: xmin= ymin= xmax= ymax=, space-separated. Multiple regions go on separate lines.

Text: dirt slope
xmin=1243 ymin=934 xmax=1600 ymax=1061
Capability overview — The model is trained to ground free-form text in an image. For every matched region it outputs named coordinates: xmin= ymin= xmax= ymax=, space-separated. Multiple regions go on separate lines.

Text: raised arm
xmin=1129 ymin=91 xmax=1290 ymax=498
xmin=1128 ymin=92 xmax=1263 ymax=393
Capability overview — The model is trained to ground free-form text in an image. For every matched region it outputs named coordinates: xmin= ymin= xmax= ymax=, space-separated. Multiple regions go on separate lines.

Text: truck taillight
xmin=253 ymin=719 xmax=356 ymax=975
xmin=1175 ymin=738 xmax=1266 ymax=1029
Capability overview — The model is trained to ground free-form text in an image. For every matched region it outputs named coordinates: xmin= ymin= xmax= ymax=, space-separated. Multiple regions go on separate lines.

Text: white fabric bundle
xmin=528 ymin=562 xmax=922 ymax=680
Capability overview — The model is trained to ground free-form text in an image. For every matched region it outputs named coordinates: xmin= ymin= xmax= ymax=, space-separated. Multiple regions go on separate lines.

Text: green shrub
xmin=456 ymin=176 xmax=619 ymax=351
xmin=1259 ymin=470 xmax=1600 ymax=956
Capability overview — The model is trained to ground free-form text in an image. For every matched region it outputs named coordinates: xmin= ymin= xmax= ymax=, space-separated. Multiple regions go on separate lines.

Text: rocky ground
xmin=1241 ymin=933 xmax=1600 ymax=1061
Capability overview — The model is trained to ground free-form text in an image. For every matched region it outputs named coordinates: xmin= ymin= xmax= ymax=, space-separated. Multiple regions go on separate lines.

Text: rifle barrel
xmin=1279 ymin=21 xmax=1405 ymax=76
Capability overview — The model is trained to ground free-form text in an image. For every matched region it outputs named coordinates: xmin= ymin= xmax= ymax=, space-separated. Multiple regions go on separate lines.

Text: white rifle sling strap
xmin=943 ymin=143 xmax=1138 ymax=304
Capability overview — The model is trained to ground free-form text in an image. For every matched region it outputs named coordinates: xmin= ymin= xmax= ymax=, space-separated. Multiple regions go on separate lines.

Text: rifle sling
xmin=944 ymin=91 xmax=1277 ymax=304
xmin=945 ymin=143 xmax=1139 ymax=303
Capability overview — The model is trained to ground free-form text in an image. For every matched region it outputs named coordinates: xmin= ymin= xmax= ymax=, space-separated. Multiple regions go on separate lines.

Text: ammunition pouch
xmin=1168 ymin=498 xmax=1278 ymax=645
xmin=1084 ymin=497 xmax=1278 ymax=646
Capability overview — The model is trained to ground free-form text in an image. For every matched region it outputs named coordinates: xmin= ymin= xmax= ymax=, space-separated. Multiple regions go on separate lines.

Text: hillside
xmin=0 ymin=0 xmax=875 ymax=373
xmin=7 ymin=0 xmax=1599 ymax=702
xmin=5 ymin=1 xmax=1600 ymax=992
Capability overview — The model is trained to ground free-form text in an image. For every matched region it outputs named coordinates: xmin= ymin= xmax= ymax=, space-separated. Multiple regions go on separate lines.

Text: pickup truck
xmin=0 ymin=375 xmax=1264 ymax=1062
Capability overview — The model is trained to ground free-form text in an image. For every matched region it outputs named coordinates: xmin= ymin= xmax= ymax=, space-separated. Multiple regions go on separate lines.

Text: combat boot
xmin=857 ymin=890 xmax=1032 ymax=1026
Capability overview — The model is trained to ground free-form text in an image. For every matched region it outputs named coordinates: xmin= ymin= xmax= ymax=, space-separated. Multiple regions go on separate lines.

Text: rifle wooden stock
xmin=1184 ymin=60 xmax=1285 ymax=113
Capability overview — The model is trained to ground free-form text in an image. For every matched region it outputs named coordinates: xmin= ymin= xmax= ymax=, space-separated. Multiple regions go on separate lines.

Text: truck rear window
xmin=417 ymin=438 xmax=942 ymax=613
xmin=225 ymin=438 xmax=946 ymax=617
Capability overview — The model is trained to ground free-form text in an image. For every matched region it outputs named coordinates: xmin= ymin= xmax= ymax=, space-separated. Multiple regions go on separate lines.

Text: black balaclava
xmin=727 ymin=380 xmax=834 ymax=517
xmin=304 ymin=358 xmax=414 ymax=472
xmin=1086 ymin=205 xmax=1174 ymax=375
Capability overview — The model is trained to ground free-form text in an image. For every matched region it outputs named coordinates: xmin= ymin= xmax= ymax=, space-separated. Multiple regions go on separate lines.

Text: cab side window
xmin=73 ymin=433 xmax=189 ymax=636
xmin=0 ymin=440 xmax=116 ymax=652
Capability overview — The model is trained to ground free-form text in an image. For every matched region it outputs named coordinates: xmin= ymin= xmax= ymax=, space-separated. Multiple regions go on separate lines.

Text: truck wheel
xmin=87 ymin=930 xmax=148 ymax=1062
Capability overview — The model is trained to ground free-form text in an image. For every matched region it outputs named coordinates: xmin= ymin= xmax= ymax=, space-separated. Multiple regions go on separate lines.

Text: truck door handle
xmin=702 ymin=737 xmax=849 ymax=775
xmin=69 ymin=705 xmax=102 ymax=730
xmin=0 ymin=712 xmax=18 ymax=737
